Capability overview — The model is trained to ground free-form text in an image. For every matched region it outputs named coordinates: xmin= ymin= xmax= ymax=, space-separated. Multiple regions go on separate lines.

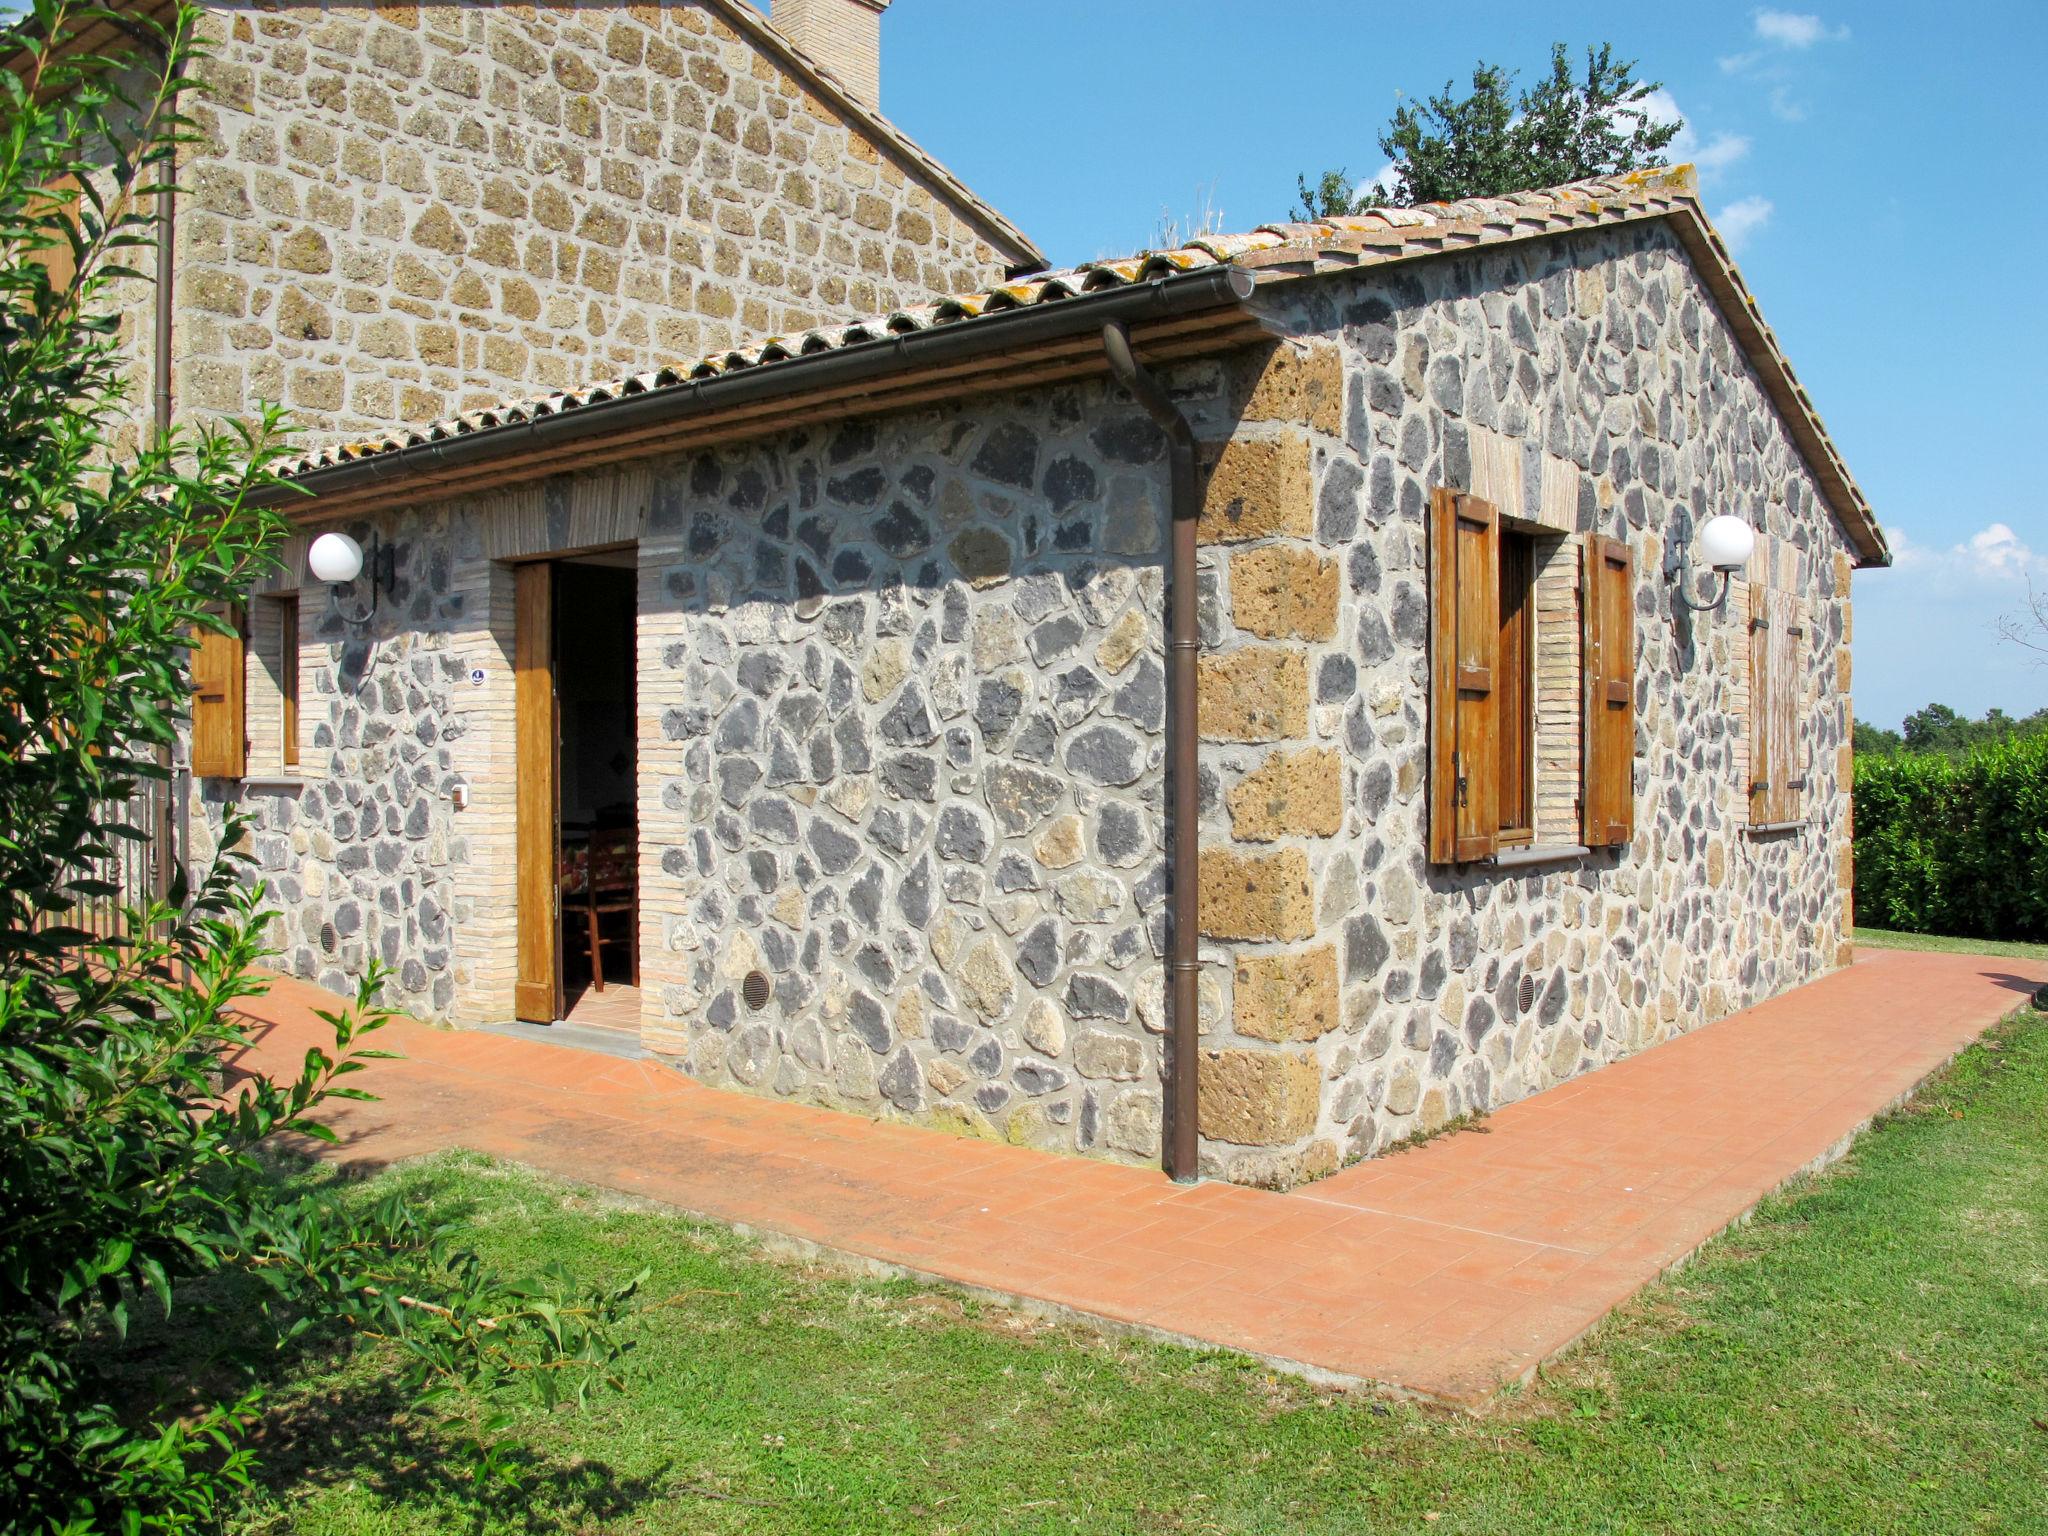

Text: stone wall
xmin=631 ymin=392 xmax=1187 ymax=1160
xmin=1187 ymin=221 xmax=1856 ymax=1185
xmin=165 ymin=0 xmax=1022 ymax=445
xmin=198 ymin=217 xmax=1858 ymax=1186
xmin=199 ymin=368 xmax=1201 ymax=1167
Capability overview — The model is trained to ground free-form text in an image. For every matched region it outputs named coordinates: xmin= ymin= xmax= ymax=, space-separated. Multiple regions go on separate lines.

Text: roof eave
xmin=1656 ymin=200 xmax=1889 ymax=569
xmin=263 ymin=265 xmax=1262 ymax=520
xmin=706 ymin=0 xmax=1046 ymax=273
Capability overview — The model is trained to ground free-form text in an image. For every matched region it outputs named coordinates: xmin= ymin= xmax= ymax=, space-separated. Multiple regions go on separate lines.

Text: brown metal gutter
xmin=1100 ymin=321 xmax=1202 ymax=1184
xmin=269 ymin=266 xmax=1261 ymax=518
xmin=153 ymin=145 xmax=173 ymax=439
xmin=149 ymin=34 xmax=181 ymax=909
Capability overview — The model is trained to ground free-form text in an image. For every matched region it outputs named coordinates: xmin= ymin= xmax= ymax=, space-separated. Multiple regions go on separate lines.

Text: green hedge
xmin=1854 ymin=733 xmax=2048 ymax=942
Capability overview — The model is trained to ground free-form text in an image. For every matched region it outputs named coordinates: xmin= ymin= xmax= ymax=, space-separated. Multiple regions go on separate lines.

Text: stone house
xmin=185 ymin=159 xmax=1886 ymax=1188
xmin=78 ymin=0 xmax=1039 ymax=460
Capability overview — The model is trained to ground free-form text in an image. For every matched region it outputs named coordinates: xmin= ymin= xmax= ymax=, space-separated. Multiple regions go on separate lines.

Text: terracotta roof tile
xmin=273 ymin=166 xmax=1884 ymax=565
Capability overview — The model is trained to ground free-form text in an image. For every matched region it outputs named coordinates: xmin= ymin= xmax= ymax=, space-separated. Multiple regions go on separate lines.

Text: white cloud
xmin=1630 ymin=90 xmax=1751 ymax=178
xmin=1720 ymin=9 xmax=1851 ymax=77
xmin=1888 ymin=522 xmax=2040 ymax=584
xmin=1768 ymin=85 xmax=1809 ymax=123
xmin=1859 ymin=522 xmax=2048 ymax=728
xmin=1752 ymin=9 xmax=1850 ymax=49
xmin=1715 ymin=195 xmax=1774 ymax=248
xmin=1689 ymin=130 xmax=1753 ymax=175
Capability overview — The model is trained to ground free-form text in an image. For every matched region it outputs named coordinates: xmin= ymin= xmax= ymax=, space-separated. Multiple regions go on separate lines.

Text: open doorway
xmin=513 ymin=548 xmax=638 ymax=1030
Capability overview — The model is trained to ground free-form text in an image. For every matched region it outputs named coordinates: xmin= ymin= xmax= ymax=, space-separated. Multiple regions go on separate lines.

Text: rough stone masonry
xmin=203 ymin=215 xmax=1854 ymax=1188
xmin=138 ymin=0 xmax=1026 ymax=452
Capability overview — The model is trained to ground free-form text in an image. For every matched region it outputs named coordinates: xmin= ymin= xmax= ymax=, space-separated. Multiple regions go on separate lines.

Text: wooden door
xmin=514 ymin=561 xmax=561 ymax=1022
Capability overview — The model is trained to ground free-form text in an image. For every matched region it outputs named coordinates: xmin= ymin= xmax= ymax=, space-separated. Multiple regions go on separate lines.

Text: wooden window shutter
xmin=190 ymin=606 xmax=246 ymax=780
xmin=1580 ymin=535 xmax=1636 ymax=848
xmin=1779 ymin=598 xmax=1806 ymax=821
xmin=1744 ymin=589 xmax=1810 ymax=831
xmin=1747 ymin=579 xmax=1772 ymax=823
xmin=1429 ymin=488 xmax=1501 ymax=863
xmin=1748 ymin=586 xmax=1804 ymax=824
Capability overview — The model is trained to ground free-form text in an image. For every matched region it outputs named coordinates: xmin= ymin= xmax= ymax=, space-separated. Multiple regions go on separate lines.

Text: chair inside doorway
xmin=554 ymin=555 xmax=637 ymax=1029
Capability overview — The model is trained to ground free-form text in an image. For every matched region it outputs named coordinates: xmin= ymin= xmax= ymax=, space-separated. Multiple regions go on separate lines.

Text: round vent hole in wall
xmin=742 ymin=970 xmax=773 ymax=1012
xmin=1518 ymin=974 xmax=1537 ymax=1015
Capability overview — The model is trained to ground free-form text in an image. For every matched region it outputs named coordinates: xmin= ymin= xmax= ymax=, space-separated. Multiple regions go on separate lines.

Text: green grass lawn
xmin=227 ymin=1010 xmax=2048 ymax=1534
xmin=207 ymin=924 xmax=2045 ymax=1536
xmin=1855 ymin=925 xmax=2048 ymax=964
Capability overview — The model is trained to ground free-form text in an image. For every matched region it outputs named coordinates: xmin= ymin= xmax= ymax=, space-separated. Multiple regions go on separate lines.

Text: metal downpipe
xmin=1100 ymin=321 xmax=1202 ymax=1184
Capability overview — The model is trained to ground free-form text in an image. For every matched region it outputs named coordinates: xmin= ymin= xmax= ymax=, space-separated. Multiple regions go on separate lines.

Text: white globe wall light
xmin=308 ymin=529 xmax=393 ymax=625
xmin=1699 ymin=514 xmax=1757 ymax=573
xmin=1669 ymin=513 xmax=1757 ymax=614
xmin=307 ymin=531 xmax=364 ymax=584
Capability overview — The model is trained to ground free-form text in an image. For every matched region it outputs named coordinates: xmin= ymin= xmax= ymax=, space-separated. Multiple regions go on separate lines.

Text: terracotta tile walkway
xmin=230 ymin=947 xmax=2045 ymax=1405
xmin=562 ymin=980 xmax=642 ymax=1035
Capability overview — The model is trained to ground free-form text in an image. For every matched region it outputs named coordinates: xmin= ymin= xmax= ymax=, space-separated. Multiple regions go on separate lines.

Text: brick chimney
xmin=771 ymin=0 xmax=890 ymax=108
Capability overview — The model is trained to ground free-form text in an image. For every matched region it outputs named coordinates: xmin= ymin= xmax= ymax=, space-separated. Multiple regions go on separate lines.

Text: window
xmin=1430 ymin=489 xmax=1635 ymax=863
xmin=277 ymin=594 xmax=300 ymax=770
xmin=1746 ymin=564 xmax=1805 ymax=826
xmin=239 ymin=593 xmax=301 ymax=777
xmin=1497 ymin=529 xmax=1537 ymax=845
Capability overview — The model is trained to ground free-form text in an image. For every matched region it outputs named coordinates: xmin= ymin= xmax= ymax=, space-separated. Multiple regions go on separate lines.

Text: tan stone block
xmin=1199 ymin=435 xmax=1313 ymax=543
xmin=1022 ymin=997 xmax=1066 ymax=1057
xmin=1096 ymin=608 xmax=1149 ymax=676
xmin=1199 ymin=1047 xmax=1319 ymax=1145
xmin=1197 ymin=647 xmax=1307 ymax=742
xmin=1227 ymin=747 xmax=1342 ymax=842
xmin=1235 ymin=343 xmax=1343 ymax=437
xmin=501 ymin=277 xmax=541 ymax=321
xmin=185 ymin=267 xmax=247 ymax=317
xmin=1836 ymin=647 xmax=1852 ymax=691
xmin=860 ymin=637 xmax=907 ymax=703
xmin=410 ymin=203 xmax=466 ymax=255
xmin=1033 ymin=815 xmax=1084 ymax=871
xmin=1229 ymin=545 xmax=1338 ymax=641
xmin=957 ymin=937 xmax=1016 ymax=1022
xmin=1075 ymin=1029 xmax=1144 ymax=1081
xmin=288 ymin=366 xmax=342 ymax=413
xmin=1199 ymin=847 xmax=1314 ymax=942
xmin=1418 ymin=1086 xmax=1451 ymax=1134
xmin=278 ymin=227 xmax=332 ymax=274
xmin=400 ymin=385 xmax=444 ymax=421
xmin=417 ymin=323 xmax=459 ymax=367
xmin=1234 ymin=944 xmax=1339 ymax=1043
xmin=357 ymin=318 xmax=410 ymax=360
xmin=483 ymin=334 xmax=528 ymax=376
xmin=449 ymin=270 xmax=491 ymax=309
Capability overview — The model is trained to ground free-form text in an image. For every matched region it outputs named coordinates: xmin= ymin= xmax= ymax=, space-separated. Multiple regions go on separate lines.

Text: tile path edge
xmin=228 ymin=947 xmax=2048 ymax=1408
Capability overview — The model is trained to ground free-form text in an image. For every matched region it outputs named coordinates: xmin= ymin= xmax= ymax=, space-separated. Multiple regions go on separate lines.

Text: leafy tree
xmin=0 ymin=4 xmax=640 ymax=1527
xmin=1858 ymin=702 xmax=2048 ymax=759
xmin=1898 ymin=702 xmax=2048 ymax=757
xmin=1294 ymin=43 xmax=1680 ymax=219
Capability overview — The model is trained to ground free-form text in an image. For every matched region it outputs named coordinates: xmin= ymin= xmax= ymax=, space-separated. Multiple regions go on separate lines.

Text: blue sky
xmin=878 ymin=0 xmax=2048 ymax=731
